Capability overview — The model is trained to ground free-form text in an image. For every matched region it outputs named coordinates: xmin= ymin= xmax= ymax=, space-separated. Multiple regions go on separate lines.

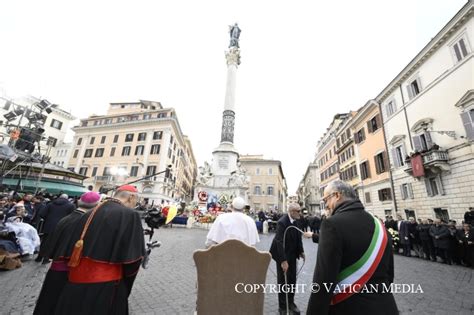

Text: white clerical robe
xmin=205 ymin=212 xmax=260 ymax=247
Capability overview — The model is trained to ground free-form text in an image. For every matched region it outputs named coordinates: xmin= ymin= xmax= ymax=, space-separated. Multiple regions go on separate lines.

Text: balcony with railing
xmin=404 ymin=149 xmax=450 ymax=175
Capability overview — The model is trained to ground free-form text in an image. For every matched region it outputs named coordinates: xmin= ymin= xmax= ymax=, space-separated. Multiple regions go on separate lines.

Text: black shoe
xmin=34 ymin=256 xmax=43 ymax=262
xmin=278 ymin=308 xmax=288 ymax=315
xmin=41 ymin=258 xmax=50 ymax=265
xmin=290 ymin=304 xmax=301 ymax=314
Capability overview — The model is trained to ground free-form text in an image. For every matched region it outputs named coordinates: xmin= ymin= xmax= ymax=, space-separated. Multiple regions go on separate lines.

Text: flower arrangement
xmin=198 ymin=213 xmax=217 ymax=223
xmin=387 ymin=228 xmax=399 ymax=252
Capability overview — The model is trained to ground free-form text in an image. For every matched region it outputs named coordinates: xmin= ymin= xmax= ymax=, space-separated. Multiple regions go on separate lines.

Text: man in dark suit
xmin=270 ymin=203 xmax=305 ymax=314
xmin=307 ymin=180 xmax=398 ymax=315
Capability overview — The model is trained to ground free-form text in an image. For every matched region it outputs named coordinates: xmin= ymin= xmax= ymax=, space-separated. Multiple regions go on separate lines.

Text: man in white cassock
xmin=205 ymin=197 xmax=259 ymax=248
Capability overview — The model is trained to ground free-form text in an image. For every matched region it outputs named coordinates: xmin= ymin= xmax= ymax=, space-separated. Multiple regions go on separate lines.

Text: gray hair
xmin=288 ymin=203 xmax=300 ymax=212
xmin=326 ymin=180 xmax=358 ymax=200
xmin=59 ymin=194 xmax=68 ymax=199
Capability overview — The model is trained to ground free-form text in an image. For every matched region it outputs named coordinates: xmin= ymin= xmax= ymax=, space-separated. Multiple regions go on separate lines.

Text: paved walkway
xmin=1 ymin=227 xmax=473 ymax=314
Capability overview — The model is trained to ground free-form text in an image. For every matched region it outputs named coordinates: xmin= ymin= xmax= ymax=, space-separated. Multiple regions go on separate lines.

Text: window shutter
xmin=460 ymin=112 xmax=474 ymax=140
xmin=366 ymin=161 xmax=371 ymax=178
xmin=367 ymin=120 xmax=373 ymax=133
xmin=378 ymin=190 xmax=383 ymax=201
xmin=361 ymin=128 xmax=365 ymax=141
xmin=413 ymin=135 xmax=423 ymax=152
xmin=375 ymin=114 xmax=382 ymax=130
xmin=400 ymin=185 xmax=406 ymax=200
xmin=391 ymin=148 xmax=399 ymax=168
xmin=408 ymin=183 xmax=414 ymax=199
xmin=354 ymin=133 xmax=359 ymax=144
xmin=436 ymin=176 xmax=445 ymax=195
xmin=424 ymin=132 xmax=433 ymax=149
xmin=424 ymin=179 xmax=433 ymax=197
xmin=382 ymin=151 xmax=389 ymax=172
xmin=407 ymin=85 xmax=414 ymax=100
xmin=374 ymin=156 xmax=379 ymax=174
xmin=416 ymin=77 xmax=422 ymax=93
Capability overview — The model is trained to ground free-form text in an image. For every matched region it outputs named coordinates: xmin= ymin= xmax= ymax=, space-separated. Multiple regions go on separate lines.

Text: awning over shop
xmin=1 ymin=178 xmax=87 ymax=196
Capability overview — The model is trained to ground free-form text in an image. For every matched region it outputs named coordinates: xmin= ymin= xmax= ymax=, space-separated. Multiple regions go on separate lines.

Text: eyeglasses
xmin=322 ymin=192 xmax=337 ymax=203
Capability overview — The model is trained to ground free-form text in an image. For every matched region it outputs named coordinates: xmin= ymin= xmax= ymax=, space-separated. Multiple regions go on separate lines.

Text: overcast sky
xmin=0 ymin=0 xmax=468 ymax=194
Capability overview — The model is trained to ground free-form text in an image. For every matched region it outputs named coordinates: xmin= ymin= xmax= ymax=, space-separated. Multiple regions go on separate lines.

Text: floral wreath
xmin=198 ymin=191 xmax=208 ymax=202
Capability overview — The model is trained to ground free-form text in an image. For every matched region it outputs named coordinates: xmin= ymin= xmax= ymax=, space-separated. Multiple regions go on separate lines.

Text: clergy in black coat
xmin=307 ymin=180 xmax=398 ymax=315
xmin=37 ymin=195 xmax=75 ymax=261
xmin=270 ymin=203 xmax=305 ymax=314
xmin=33 ymin=191 xmax=101 ymax=315
xmin=52 ymin=186 xmax=146 ymax=315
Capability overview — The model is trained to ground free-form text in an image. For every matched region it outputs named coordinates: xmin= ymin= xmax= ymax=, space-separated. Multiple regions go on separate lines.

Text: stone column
xmin=220 ymin=47 xmax=240 ymax=145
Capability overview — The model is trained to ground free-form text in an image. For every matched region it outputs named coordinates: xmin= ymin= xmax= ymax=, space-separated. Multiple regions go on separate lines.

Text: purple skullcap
xmin=80 ymin=191 xmax=101 ymax=204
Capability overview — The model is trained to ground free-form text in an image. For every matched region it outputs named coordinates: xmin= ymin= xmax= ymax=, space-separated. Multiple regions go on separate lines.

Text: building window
xmin=135 ymin=145 xmax=144 ymax=156
xmin=391 ymin=144 xmax=406 ymax=168
xmin=386 ymin=100 xmax=397 ymax=117
xmin=168 ymin=148 xmax=172 ymax=158
xmin=425 ymin=175 xmax=444 ymax=197
xmin=378 ymin=188 xmax=392 ymax=201
xmin=150 ymin=144 xmax=161 ymax=155
xmin=158 ymin=113 xmax=167 ymax=118
xmin=130 ymin=166 xmax=139 ymax=177
xmin=77 ymin=138 xmax=82 ymax=145
xmin=452 ymin=36 xmax=469 ymax=63
xmin=73 ymin=150 xmax=78 ymax=158
xmin=365 ymin=192 xmax=371 ymax=204
xmin=413 ymin=132 xmax=433 ymax=152
xmin=267 ymin=186 xmax=274 ymax=195
xmin=400 ymin=183 xmax=414 ymax=200
xmin=374 ymin=151 xmax=388 ymax=174
xmin=103 ymin=167 xmax=111 ymax=176
xmin=404 ymin=209 xmax=416 ymax=220
xmin=138 ymin=133 xmax=147 ymax=141
xmin=268 ymin=168 xmax=273 ymax=175
xmin=153 ymin=131 xmax=163 ymax=140
xmin=84 ymin=149 xmax=93 ymax=158
xmin=254 ymin=186 xmax=261 ymax=195
xmin=146 ymin=165 xmax=157 ymax=176
xmin=47 ymin=137 xmax=58 ymax=147
xmin=407 ymin=77 xmax=422 ymax=100
xmin=95 ymin=148 xmax=104 ymax=157
xmin=113 ymin=135 xmax=119 ymax=143
xmin=79 ymin=167 xmax=88 ymax=176
xmin=170 ymin=135 xmax=174 ymax=144
xmin=101 ymin=136 xmax=106 ymax=144
xmin=122 ymin=146 xmax=131 ymax=156
xmin=360 ymin=161 xmax=370 ymax=180
xmin=143 ymin=113 xmax=151 ymax=120
xmin=50 ymin=119 xmax=63 ymax=130
xmin=354 ymin=128 xmax=366 ymax=143
xmin=367 ymin=114 xmax=381 ymax=133
xmin=434 ymin=208 xmax=449 ymax=222
xmin=90 ymin=137 xmax=95 ymax=145
xmin=256 ymin=168 xmax=260 ymax=175
xmin=125 ymin=134 xmax=134 ymax=142
xmin=110 ymin=147 xmax=116 ymax=157
xmin=91 ymin=167 xmax=98 ymax=177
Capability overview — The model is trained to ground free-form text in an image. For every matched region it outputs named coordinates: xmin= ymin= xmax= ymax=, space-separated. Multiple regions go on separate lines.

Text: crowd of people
xmin=0 ymin=192 xmax=80 ymax=268
xmin=383 ymin=211 xmax=474 ymax=268
xmin=1 ymin=186 xmax=146 ymax=314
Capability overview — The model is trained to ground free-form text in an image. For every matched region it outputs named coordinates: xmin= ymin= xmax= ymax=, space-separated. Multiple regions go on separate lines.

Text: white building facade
xmin=377 ymin=3 xmax=474 ymax=222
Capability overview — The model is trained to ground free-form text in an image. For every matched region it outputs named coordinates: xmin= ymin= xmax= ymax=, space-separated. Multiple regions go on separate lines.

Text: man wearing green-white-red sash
xmin=307 ymin=180 xmax=398 ymax=315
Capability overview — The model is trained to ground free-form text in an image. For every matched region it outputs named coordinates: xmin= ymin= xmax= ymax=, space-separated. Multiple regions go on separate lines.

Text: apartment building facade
xmin=68 ymin=100 xmax=197 ymax=204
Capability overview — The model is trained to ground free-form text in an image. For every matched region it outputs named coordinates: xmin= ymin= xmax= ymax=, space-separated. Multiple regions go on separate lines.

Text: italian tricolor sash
xmin=331 ymin=214 xmax=388 ymax=305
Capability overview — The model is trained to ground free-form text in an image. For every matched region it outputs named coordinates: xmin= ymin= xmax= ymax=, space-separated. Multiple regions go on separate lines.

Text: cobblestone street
xmin=1 ymin=227 xmax=473 ymax=314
